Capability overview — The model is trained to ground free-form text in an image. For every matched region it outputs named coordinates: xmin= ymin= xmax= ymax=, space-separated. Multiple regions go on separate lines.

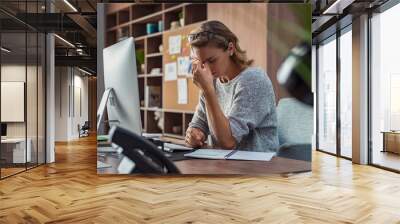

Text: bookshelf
xmin=106 ymin=3 xmax=207 ymax=139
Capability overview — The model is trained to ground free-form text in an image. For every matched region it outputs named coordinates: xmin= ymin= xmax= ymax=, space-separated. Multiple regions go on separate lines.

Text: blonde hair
xmin=189 ymin=20 xmax=253 ymax=69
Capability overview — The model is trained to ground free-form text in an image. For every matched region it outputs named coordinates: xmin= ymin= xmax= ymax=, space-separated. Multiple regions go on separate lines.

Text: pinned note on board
xmin=177 ymin=56 xmax=191 ymax=76
xmin=177 ymin=78 xmax=188 ymax=104
xmin=169 ymin=35 xmax=181 ymax=55
xmin=165 ymin=62 xmax=177 ymax=81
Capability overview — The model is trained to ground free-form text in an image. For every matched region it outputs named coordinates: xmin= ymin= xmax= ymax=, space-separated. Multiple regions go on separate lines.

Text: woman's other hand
xmin=185 ymin=127 xmax=206 ymax=148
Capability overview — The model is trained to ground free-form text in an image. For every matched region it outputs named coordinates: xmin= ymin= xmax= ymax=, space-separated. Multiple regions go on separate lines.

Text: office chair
xmin=276 ymin=98 xmax=312 ymax=161
xmin=276 ymin=42 xmax=312 ymax=161
xmin=79 ymin=121 xmax=90 ymax=138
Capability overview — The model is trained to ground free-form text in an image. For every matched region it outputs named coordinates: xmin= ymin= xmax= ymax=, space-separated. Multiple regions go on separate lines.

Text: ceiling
xmin=7 ymin=0 xmax=383 ymax=74
xmin=1 ymin=32 xmax=45 ymax=64
xmin=312 ymin=0 xmax=389 ymax=42
xmin=0 ymin=0 xmax=97 ymax=14
xmin=0 ymin=0 xmax=98 ymax=74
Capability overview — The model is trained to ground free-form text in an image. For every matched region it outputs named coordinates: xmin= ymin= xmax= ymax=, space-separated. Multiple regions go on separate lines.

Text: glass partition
xmin=0 ymin=1 xmax=46 ymax=179
xmin=317 ymin=35 xmax=337 ymax=154
xmin=1 ymin=31 xmax=28 ymax=178
xmin=370 ymin=3 xmax=400 ymax=171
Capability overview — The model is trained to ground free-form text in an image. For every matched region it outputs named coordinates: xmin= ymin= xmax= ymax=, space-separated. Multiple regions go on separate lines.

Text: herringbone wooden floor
xmin=1 ymin=136 xmax=400 ymax=223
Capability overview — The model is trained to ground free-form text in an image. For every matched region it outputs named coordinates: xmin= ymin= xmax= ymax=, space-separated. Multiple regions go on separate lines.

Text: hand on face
xmin=191 ymin=58 xmax=214 ymax=93
xmin=185 ymin=127 xmax=206 ymax=148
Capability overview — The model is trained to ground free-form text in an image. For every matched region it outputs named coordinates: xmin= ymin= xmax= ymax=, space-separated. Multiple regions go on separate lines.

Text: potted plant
xmin=135 ymin=49 xmax=145 ymax=73
xmin=179 ymin=11 xmax=184 ymax=27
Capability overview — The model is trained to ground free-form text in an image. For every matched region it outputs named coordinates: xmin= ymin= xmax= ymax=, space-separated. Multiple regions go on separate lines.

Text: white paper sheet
xmin=227 ymin=151 xmax=275 ymax=161
xmin=169 ymin=35 xmax=181 ymax=55
xmin=117 ymin=156 xmax=136 ymax=174
xmin=164 ymin=62 xmax=177 ymax=81
xmin=177 ymin=78 xmax=188 ymax=104
xmin=177 ymin=56 xmax=191 ymax=76
xmin=184 ymin=149 xmax=232 ymax=160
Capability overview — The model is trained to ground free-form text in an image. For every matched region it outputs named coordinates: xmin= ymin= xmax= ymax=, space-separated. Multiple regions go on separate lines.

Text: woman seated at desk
xmin=185 ymin=20 xmax=278 ymax=152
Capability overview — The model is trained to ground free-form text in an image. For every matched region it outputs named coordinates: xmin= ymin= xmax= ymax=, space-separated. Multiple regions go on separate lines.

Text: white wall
xmin=55 ymin=67 xmax=89 ymax=141
xmin=72 ymin=73 xmax=89 ymax=138
xmin=1 ymin=63 xmax=46 ymax=164
xmin=1 ymin=65 xmax=26 ymax=138
xmin=55 ymin=67 xmax=68 ymax=141
xmin=1 ymin=65 xmax=37 ymax=137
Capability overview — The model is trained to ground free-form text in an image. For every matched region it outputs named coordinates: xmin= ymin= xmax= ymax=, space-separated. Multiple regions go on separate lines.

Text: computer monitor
xmin=103 ymin=37 xmax=142 ymax=135
xmin=1 ymin=123 xmax=7 ymax=137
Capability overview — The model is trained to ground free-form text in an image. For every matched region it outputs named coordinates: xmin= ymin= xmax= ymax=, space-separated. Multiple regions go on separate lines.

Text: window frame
xmin=315 ymin=22 xmax=353 ymax=160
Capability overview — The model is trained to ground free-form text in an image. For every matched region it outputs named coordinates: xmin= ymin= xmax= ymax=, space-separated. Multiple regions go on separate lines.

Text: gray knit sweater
xmin=188 ymin=67 xmax=279 ymax=152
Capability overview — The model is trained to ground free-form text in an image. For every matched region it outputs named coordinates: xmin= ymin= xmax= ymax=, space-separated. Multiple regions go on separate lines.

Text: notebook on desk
xmin=163 ymin=142 xmax=193 ymax=151
xmin=184 ymin=149 xmax=275 ymax=161
xmin=97 ymin=160 xmax=112 ymax=169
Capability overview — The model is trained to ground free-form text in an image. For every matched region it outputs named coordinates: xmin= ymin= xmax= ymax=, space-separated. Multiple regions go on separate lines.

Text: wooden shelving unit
xmin=106 ymin=3 xmax=207 ymax=139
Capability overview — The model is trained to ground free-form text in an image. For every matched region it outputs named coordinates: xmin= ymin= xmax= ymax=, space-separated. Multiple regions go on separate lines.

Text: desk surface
xmin=381 ymin=131 xmax=400 ymax=134
xmin=97 ymin=152 xmax=311 ymax=175
xmin=97 ymin=137 xmax=311 ymax=175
